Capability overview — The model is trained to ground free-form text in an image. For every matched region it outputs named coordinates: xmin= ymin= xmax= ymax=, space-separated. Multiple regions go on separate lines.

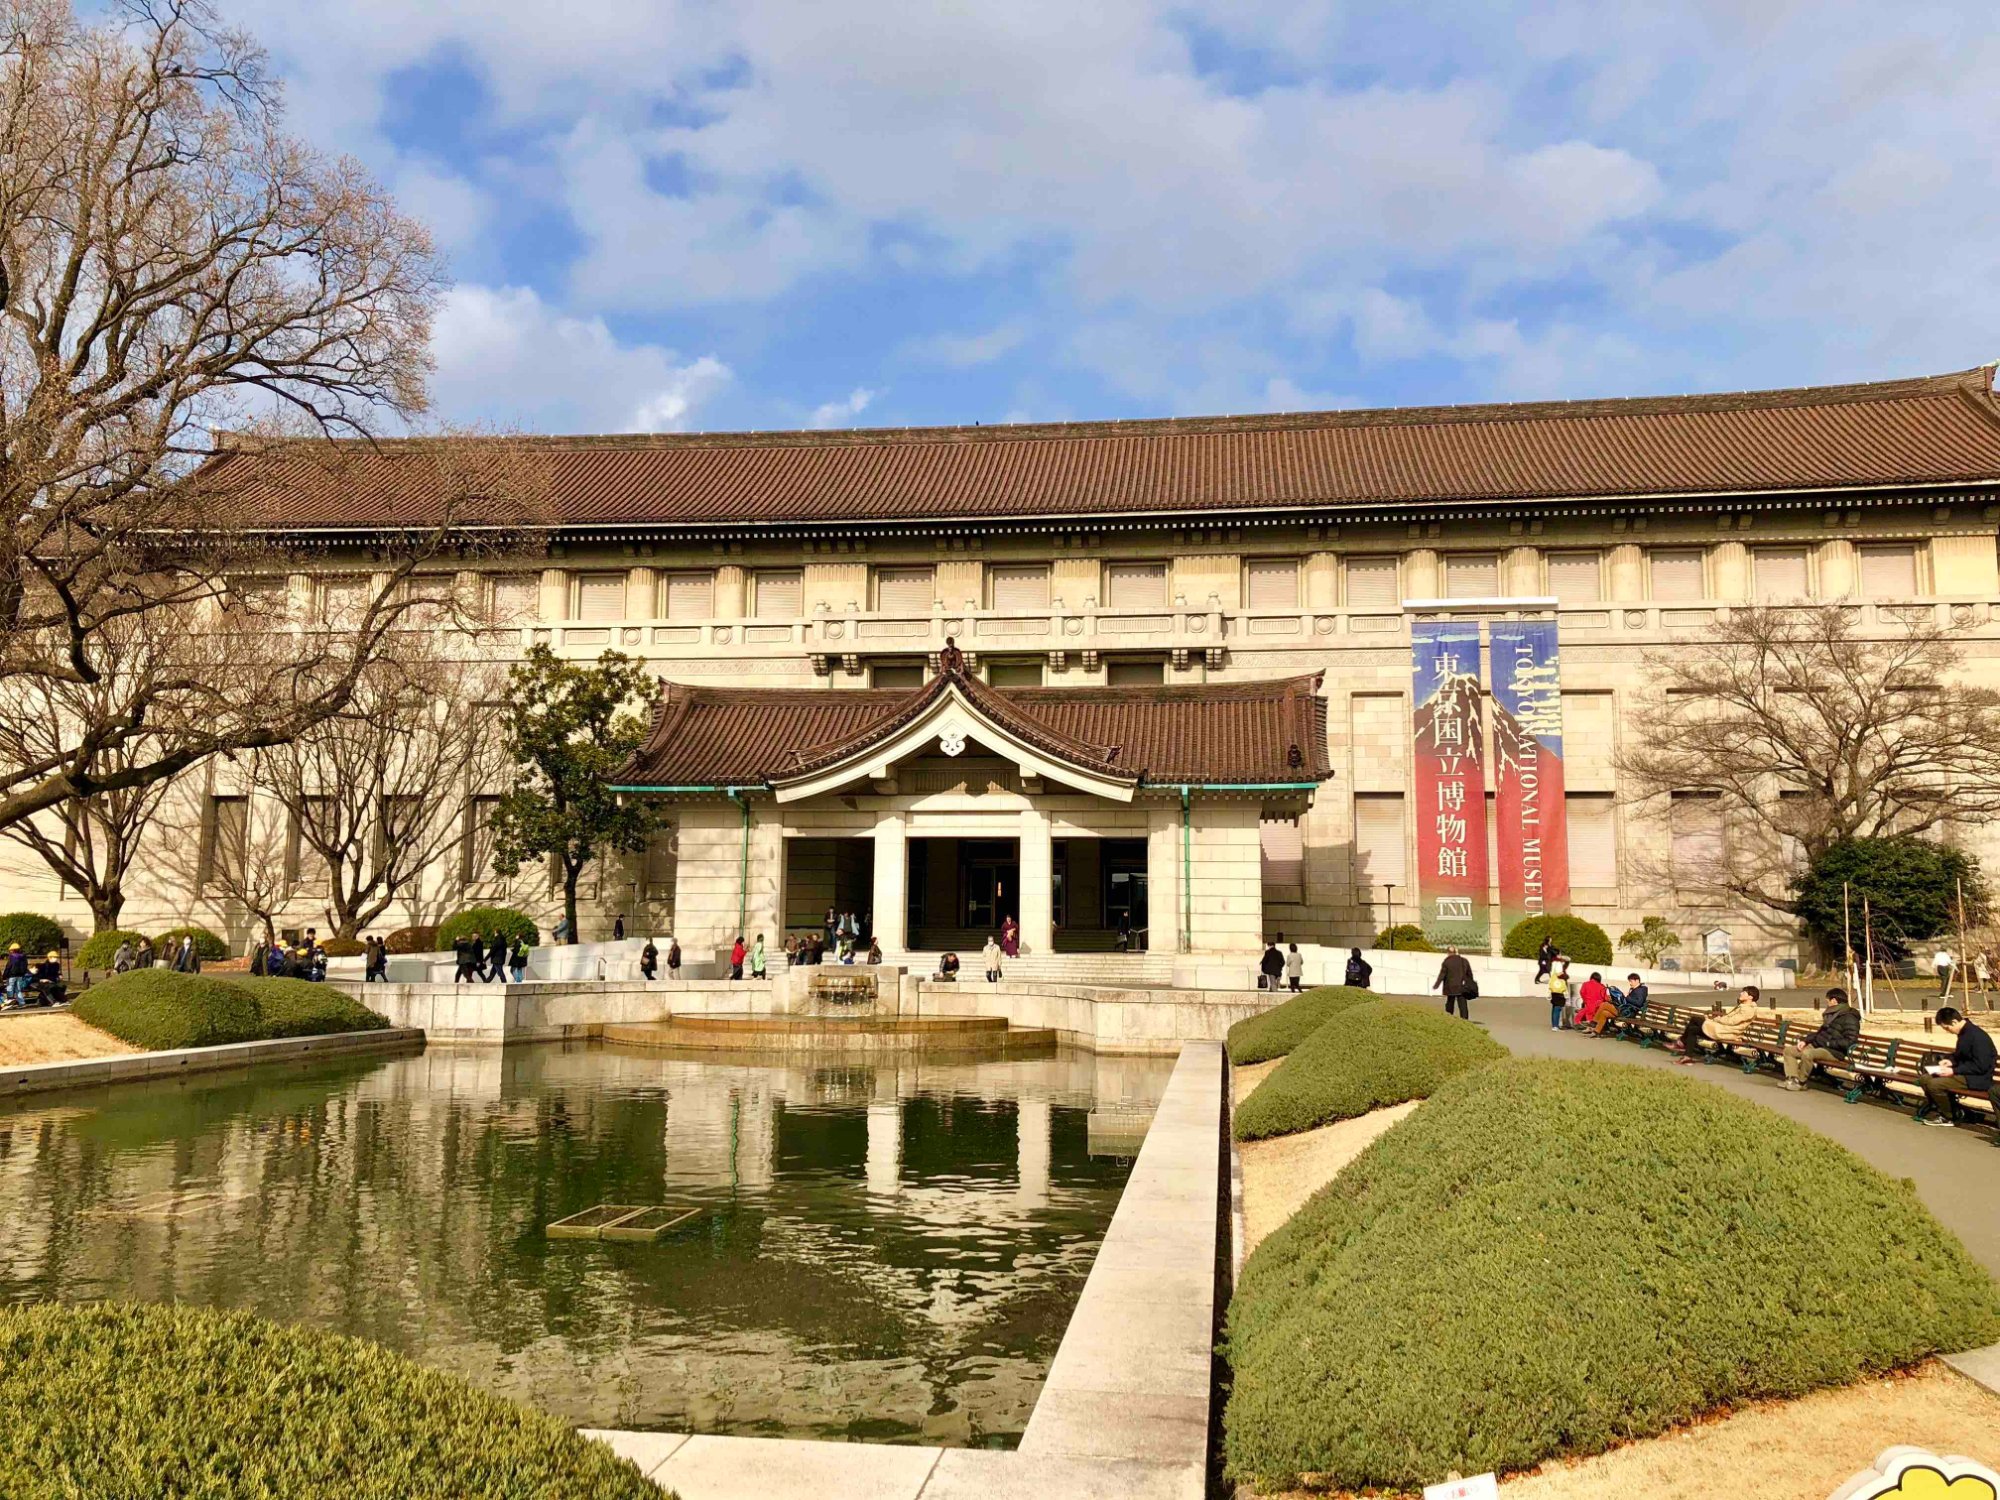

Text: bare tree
xmin=1617 ymin=604 xmax=2000 ymax=914
xmin=148 ymin=753 xmax=295 ymax=949
xmin=0 ymin=0 xmax=543 ymax=831
xmin=261 ymin=646 xmax=507 ymax=940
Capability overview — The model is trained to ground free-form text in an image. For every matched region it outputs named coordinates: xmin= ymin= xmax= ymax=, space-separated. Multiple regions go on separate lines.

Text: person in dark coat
xmin=1433 ymin=946 xmax=1475 ymax=1019
xmin=666 ymin=937 xmax=681 ymax=976
xmin=1259 ymin=940 xmax=1285 ymax=990
xmin=1534 ymin=935 xmax=1557 ymax=982
xmin=1915 ymin=1007 xmax=1998 ymax=1129
xmin=640 ymin=939 xmax=659 ymax=980
xmin=1344 ymin=947 xmax=1372 ymax=989
xmin=452 ymin=932 xmax=478 ymax=984
xmin=1781 ymin=987 xmax=1859 ymax=1089
xmin=485 ymin=929 xmax=509 ymax=983
xmin=613 ymin=914 xmax=626 ymax=941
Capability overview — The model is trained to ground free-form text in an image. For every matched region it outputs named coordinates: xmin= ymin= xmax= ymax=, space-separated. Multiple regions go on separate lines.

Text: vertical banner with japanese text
xmin=1411 ymin=620 xmax=1490 ymax=950
xmin=1489 ymin=620 xmax=1571 ymax=934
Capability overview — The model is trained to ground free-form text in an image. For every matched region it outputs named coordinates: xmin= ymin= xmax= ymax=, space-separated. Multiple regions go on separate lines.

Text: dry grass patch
xmin=0 ymin=1013 xmax=138 ymax=1066
xmin=1238 ymin=1102 xmax=1419 ymax=1257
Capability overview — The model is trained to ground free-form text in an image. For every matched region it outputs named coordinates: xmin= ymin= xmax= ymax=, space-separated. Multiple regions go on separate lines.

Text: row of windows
xmin=294 ymin=542 xmax=1931 ymax=626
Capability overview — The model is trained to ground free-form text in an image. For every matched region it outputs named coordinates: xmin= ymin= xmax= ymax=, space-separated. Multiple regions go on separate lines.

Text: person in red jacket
xmin=1576 ymin=971 xmax=1612 ymax=1029
xmin=729 ymin=934 xmax=747 ymax=980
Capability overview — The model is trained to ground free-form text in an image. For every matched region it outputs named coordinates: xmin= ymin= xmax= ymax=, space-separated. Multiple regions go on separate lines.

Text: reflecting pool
xmin=0 ymin=1041 xmax=1171 ymax=1446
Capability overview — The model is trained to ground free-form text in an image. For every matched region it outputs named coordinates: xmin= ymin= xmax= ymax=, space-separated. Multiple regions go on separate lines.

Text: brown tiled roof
xmin=206 ymin=367 xmax=2000 ymax=531
xmin=615 ymin=673 xmax=1331 ymax=789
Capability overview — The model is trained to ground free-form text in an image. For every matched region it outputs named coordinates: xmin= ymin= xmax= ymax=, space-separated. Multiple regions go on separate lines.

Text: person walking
xmin=368 ymin=935 xmax=390 ymax=982
xmin=729 ymin=934 xmax=746 ymax=981
xmin=1284 ymin=942 xmax=1304 ymax=994
xmin=1 ymin=944 xmax=28 ymax=1006
xmin=1344 ymin=947 xmax=1372 ymax=989
xmin=613 ymin=914 xmax=626 ymax=941
xmin=1934 ymin=945 xmax=1956 ymax=998
xmin=640 ymin=938 xmax=659 ymax=981
xmin=1259 ymin=939 xmax=1285 ymax=991
xmin=1782 ymin=987 xmax=1861 ymax=1091
xmin=452 ymin=931 xmax=478 ymax=984
xmin=666 ymin=936 xmax=681 ymax=977
xmin=1913 ymin=1007 xmax=1997 ymax=1130
xmin=1002 ymin=915 xmax=1020 ymax=959
xmin=751 ymin=933 xmax=767 ymax=979
xmin=1534 ymin=934 xmax=1557 ymax=982
xmin=509 ymin=934 xmax=529 ymax=984
xmin=1433 ymin=945 xmax=1475 ymax=1019
xmin=135 ymin=936 xmax=154 ymax=969
xmin=983 ymin=933 xmax=1003 ymax=983
xmin=1547 ymin=958 xmax=1570 ymax=1030
xmin=112 ymin=938 xmax=135 ymax=974
xmin=485 ymin=929 xmax=509 ymax=983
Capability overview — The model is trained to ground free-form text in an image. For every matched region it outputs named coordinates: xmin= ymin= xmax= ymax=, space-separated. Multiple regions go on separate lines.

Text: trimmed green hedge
xmin=1227 ymin=986 xmax=1376 ymax=1066
xmin=1233 ymin=999 xmax=1506 ymax=1141
xmin=0 ymin=1302 xmax=659 ymax=1499
xmin=385 ymin=925 xmax=439 ymax=955
xmin=76 ymin=928 xmax=150 ymax=969
xmin=1504 ymin=913 xmax=1612 ymax=965
xmin=0 ymin=912 xmax=64 ymax=958
xmin=321 ymin=936 xmax=366 ymax=957
xmin=227 ymin=976 xmax=390 ymax=1038
xmin=72 ymin=970 xmax=387 ymax=1050
xmin=1373 ymin=923 xmax=1436 ymax=952
xmin=153 ymin=923 xmax=229 ymax=962
xmin=1225 ymin=1059 xmax=2000 ymax=1492
xmin=436 ymin=906 xmax=538 ymax=952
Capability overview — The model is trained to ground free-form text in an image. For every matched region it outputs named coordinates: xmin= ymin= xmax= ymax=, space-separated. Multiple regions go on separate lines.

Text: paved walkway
xmin=1438 ymin=994 xmax=2000 ymax=1276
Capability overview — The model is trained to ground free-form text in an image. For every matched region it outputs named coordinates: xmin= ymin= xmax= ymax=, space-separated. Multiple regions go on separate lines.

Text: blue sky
xmin=218 ymin=0 xmax=2000 ymax=434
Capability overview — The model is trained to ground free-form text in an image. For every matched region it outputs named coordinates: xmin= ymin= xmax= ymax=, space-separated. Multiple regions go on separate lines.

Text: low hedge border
xmin=72 ymin=970 xmax=388 ymax=1051
xmin=0 ymin=1302 xmax=660 ymax=1499
xmin=1233 ymin=999 xmax=1507 ymax=1141
xmin=1225 ymin=1058 xmax=2000 ymax=1492
xmin=1226 ymin=985 xmax=1376 ymax=1065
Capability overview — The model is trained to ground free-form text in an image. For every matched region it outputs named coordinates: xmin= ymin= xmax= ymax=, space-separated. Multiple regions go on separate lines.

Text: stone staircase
xmin=889 ymin=951 xmax=1178 ymax=987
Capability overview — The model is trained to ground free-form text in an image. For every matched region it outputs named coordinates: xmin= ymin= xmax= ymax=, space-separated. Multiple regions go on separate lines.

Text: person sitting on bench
xmin=1914 ymin=1007 xmax=1997 ymax=1130
xmin=29 ymin=951 xmax=65 ymax=1006
xmin=1594 ymin=973 xmax=1648 ymax=1034
xmin=1677 ymin=986 xmax=1761 ymax=1065
xmin=1781 ymin=987 xmax=1860 ymax=1092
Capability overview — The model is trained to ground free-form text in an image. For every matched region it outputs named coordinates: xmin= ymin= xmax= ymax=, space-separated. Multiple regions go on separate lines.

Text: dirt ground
xmin=0 ymin=1012 xmax=137 ymax=1066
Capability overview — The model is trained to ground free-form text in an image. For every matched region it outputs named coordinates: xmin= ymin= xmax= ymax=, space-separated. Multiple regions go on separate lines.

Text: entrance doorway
xmin=1052 ymin=838 xmax=1149 ymax=952
xmin=782 ymin=837 xmax=876 ymax=947
xmin=907 ymin=838 xmax=1019 ymax=947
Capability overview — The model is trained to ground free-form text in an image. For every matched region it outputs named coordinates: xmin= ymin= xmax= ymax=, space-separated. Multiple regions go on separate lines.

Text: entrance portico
xmin=613 ymin=657 xmax=1331 ymax=964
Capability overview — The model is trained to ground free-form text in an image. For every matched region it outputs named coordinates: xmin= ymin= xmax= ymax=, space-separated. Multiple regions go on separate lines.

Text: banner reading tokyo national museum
xmin=1488 ymin=620 xmax=1571 ymax=934
xmin=1411 ymin=620 xmax=1490 ymax=950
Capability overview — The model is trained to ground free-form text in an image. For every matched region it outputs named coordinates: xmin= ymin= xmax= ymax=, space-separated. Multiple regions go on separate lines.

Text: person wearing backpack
xmin=1344 ymin=947 xmax=1372 ymax=989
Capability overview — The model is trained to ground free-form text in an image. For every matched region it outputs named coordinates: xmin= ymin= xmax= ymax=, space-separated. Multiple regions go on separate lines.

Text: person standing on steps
xmin=983 ymin=933 xmax=1003 ymax=983
xmin=666 ymin=936 xmax=681 ymax=977
xmin=640 ymin=938 xmax=658 ymax=981
xmin=613 ymin=913 xmax=626 ymax=942
xmin=750 ymin=933 xmax=767 ymax=979
xmin=1433 ymin=945 xmax=1475 ymax=1020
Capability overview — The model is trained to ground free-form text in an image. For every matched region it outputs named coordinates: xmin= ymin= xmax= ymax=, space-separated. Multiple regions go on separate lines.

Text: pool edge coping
xmin=585 ymin=1038 xmax=1223 ymax=1500
xmin=2 ymin=1027 xmax=426 ymax=1097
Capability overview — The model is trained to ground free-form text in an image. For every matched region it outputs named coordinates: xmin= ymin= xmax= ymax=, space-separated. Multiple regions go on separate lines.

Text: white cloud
xmin=906 ymin=324 xmax=1028 ymax=369
xmin=429 ymin=285 xmax=731 ymax=432
xmin=808 ymin=387 xmax=879 ymax=428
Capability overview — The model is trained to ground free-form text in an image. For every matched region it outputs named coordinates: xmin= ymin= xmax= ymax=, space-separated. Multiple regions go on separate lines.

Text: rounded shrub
xmin=73 ymin=969 xmax=263 ymax=1050
xmin=1373 ymin=923 xmax=1436 ymax=952
xmin=436 ymin=906 xmax=538 ymax=952
xmin=0 ymin=1302 xmax=659 ymax=1500
xmin=1224 ymin=1059 xmax=2000 ymax=1493
xmin=75 ymin=928 xmax=150 ymax=970
xmin=153 ymin=923 xmax=229 ymax=962
xmin=229 ymin=976 xmax=388 ymax=1038
xmin=320 ymin=936 xmax=365 ymax=958
xmin=1503 ymin=913 xmax=1612 ymax=965
xmin=1227 ymin=986 xmax=1376 ymax=1066
xmin=1234 ymin=999 xmax=1506 ymax=1141
xmin=0 ymin=912 xmax=64 ymax=958
xmin=384 ymin=924 xmax=440 ymax=955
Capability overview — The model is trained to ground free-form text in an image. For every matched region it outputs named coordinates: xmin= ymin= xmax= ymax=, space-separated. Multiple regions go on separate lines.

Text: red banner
xmin=1490 ymin=620 xmax=1570 ymax=934
xmin=1411 ymin=621 xmax=1490 ymax=950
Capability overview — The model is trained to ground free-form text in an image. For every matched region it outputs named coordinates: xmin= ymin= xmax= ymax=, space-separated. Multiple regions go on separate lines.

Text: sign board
xmin=1489 ymin=619 xmax=1570 ymax=932
xmin=1411 ymin=620 xmax=1490 ymax=950
xmin=1829 ymin=1445 xmax=1998 ymax=1499
xmin=1423 ymin=1476 xmax=1498 ymax=1500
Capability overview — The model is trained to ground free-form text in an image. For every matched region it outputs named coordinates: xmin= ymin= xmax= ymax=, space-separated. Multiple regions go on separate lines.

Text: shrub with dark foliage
xmin=1502 ymin=913 xmax=1612 ymax=965
xmin=1225 ymin=1059 xmax=2000 ymax=1493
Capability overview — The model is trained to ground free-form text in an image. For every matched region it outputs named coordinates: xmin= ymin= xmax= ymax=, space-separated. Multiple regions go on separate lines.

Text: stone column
xmin=1817 ymin=539 xmax=1858 ymax=598
xmin=1607 ymin=544 xmax=1645 ymax=602
xmin=715 ymin=564 xmax=746 ymax=619
xmin=1015 ymin=1094 xmax=1050 ymax=1210
xmin=866 ymin=1099 xmax=903 ymax=1197
xmin=1305 ymin=551 xmax=1340 ymax=610
xmin=627 ymin=565 xmax=657 ymax=620
xmin=1711 ymin=541 xmax=1749 ymax=600
xmin=539 ymin=567 xmax=568 ymax=622
xmin=1019 ymin=806 xmax=1053 ymax=956
xmin=872 ymin=813 xmax=908 ymax=953
xmin=1404 ymin=548 xmax=1440 ymax=599
xmin=1147 ymin=806 xmax=1183 ymax=954
xmin=1504 ymin=546 xmax=1540 ymax=598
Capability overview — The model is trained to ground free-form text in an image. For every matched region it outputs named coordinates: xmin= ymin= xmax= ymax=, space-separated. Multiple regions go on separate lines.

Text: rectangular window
xmin=379 ymin=795 xmax=423 ymax=861
xmin=750 ymin=569 xmax=802 ymax=618
xmin=875 ymin=566 xmax=936 ymax=613
xmin=987 ymin=564 xmax=1051 ymax=611
xmin=987 ymin=660 xmax=1044 ymax=687
xmin=660 ymin=571 xmax=714 ymax=620
xmin=1104 ymin=562 xmax=1168 ymax=609
xmin=574 ymin=572 xmax=627 ymax=622
xmin=1344 ymin=555 xmax=1401 ymax=608
xmin=1670 ymin=791 xmax=1724 ymax=890
xmin=1753 ymin=547 xmax=1811 ymax=600
xmin=1352 ymin=793 xmax=1407 ymax=889
xmin=1245 ymin=558 xmax=1301 ymax=610
xmin=1650 ymin=549 xmax=1705 ymax=601
xmin=320 ymin=577 xmax=371 ymax=626
xmin=1106 ymin=658 xmax=1165 ymax=686
xmin=488 ymin=574 xmax=538 ymax=623
xmin=291 ymin=797 xmax=333 ymax=887
xmin=203 ymin=795 xmax=248 ymax=891
xmin=1566 ymin=793 xmax=1617 ymax=887
xmin=870 ymin=661 xmax=925 ymax=689
xmin=1260 ymin=819 xmax=1305 ymax=905
xmin=226 ymin=577 xmax=287 ymax=618
xmin=463 ymin=794 xmax=502 ymax=884
xmin=1443 ymin=554 xmax=1500 ymax=599
xmin=1858 ymin=544 xmax=1919 ymax=597
xmin=1546 ymin=552 xmax=1603 ymax=604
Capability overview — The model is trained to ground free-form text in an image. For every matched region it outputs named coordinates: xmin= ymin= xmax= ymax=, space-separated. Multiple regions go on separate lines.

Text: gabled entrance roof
xmin=614 ymin=658 xmax=1331 ymax=801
